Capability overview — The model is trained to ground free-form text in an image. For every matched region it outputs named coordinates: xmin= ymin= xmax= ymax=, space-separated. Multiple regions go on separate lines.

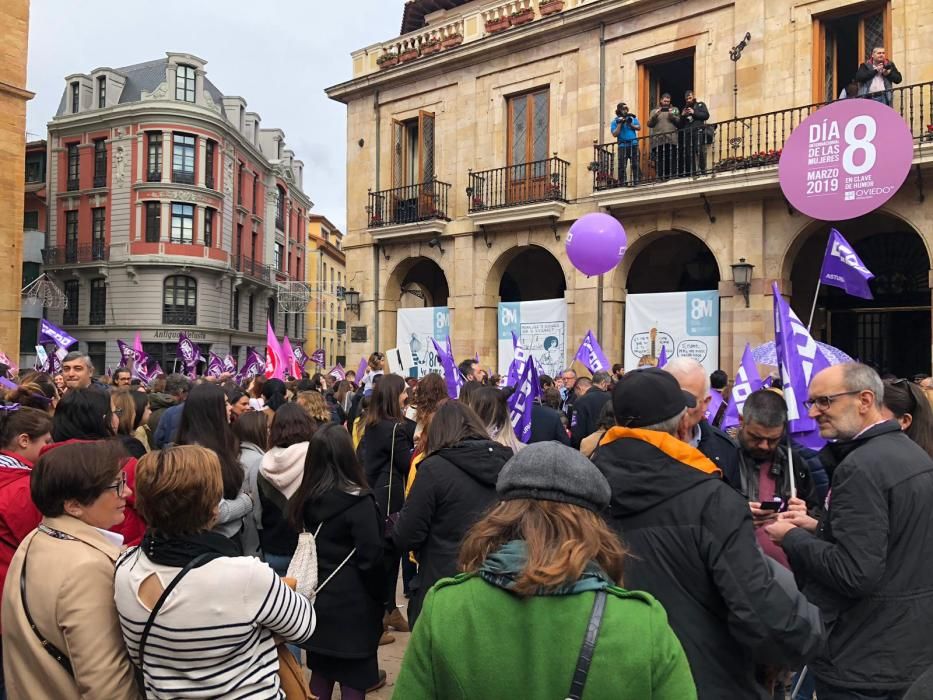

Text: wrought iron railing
xmin=42 ymin=243 xmax=109 ymax=265
xmin=66 ymin=178 xmax=79 ymax=191
xmin=367 ymin=180 xmax=451 ymax=228
xmin=233 ymin=255 xmax=275 ymax=284
xmin=162 ymin=307 xmax=197 ymax=325
xmin=147 ymin=170 xmax=162 ymax=182
xmin=593 ymin=80 xmax=933 ymax=191
xmin=468 ymin=156 xmax=569 ymax=211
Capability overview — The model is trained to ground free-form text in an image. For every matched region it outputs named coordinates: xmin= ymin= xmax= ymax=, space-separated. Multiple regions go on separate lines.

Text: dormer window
xmin=97 ymin=76 xmax=106 ymax=108
xmin=176 ymin=64 xmax=196 ymax=103
xmin=71 ymin=82 xmax=80 ymax=113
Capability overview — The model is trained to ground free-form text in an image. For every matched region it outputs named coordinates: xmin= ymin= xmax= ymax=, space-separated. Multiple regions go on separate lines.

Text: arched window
xmin=163 ymin=275 xmax=197 ymax=325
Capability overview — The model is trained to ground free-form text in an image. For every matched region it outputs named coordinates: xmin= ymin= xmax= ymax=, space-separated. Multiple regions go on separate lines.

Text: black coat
xmin=529 ymin=403 xmax=570 ymax=445
xmin=392 ymin=439 xmax=513 ymax=626
xmin=593 ymin=432 xmax=824 ymax=700
xmin=359 ymin=418 xmax=415 ymax=519
xmin=697 ymin=419 xmax=740 ymax=481
xmin=782 ymin=422 xmax=933 ymax=690
xmin=298 ymin=489 xmax=386 ymax=658
xmin=732 ymin=444 xmax=822 ymax=516
xmin=570 ymin=387 xmax=611 ymax=448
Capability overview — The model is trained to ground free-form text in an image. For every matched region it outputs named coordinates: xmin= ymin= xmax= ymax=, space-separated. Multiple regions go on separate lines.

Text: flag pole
xmin=806 ymin=279 xmax=822 ymax=332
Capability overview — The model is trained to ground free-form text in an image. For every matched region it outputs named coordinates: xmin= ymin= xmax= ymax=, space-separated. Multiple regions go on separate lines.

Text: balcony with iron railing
xmin=172 ymin=169 xmax=195 ymax=185
xmin=355 ymin=0 xmax=598 ymax=78
xmin=468 ymin=155 xmax=568 ymax=211
xmin=42 ymin=241 xmax=109 ymax=266
xmin=233 ymin=255 xmax=275 ymax=284
xmin=367 ymin=180 xmax=452 ymax=233
xmin=592 ymin=81 xmax=933 ymax=206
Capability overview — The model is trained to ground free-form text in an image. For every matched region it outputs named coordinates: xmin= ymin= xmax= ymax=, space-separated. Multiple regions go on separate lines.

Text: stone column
xmin=160 ymin=201 xmax=170 ymax=242
xmin=196 ymin=137 xmax=206 ymax=188
xmin=161 ymin=132 xmax=172 ymax=182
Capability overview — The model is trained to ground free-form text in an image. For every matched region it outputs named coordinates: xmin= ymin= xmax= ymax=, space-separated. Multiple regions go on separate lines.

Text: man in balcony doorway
xmin=647 ymin=94 xmax=680 ymax=181
xmin=856 ymin=47 xmax=902 ymax=106
xmin=678 ymin=90 xmax=710 ymax=176
xmin=610 ymin=102 xmax=640 ymax=186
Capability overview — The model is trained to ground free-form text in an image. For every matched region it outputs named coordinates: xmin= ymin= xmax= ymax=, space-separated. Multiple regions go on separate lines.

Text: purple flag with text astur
xmin=820 ymin=228 xmax=874 ymax=300
xmin=573 ymin=330 xmax=610 ymax=374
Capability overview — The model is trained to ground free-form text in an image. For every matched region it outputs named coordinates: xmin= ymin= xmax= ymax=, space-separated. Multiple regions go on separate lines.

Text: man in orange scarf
xmin=592 ymin=368 xmax=824 ymax=700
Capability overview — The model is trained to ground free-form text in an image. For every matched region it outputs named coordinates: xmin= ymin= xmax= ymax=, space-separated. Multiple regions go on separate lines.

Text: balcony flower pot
xmin=421 ymin=39 xmax=442 ymax=56
xmin=441 ymin=33 xmax=463 ymax=49
xmin=369 ymin=214 xmax=383 ymax=227
xmin=510 ymin=8 xmax=534 ymax=25
xmin=485 ymin=16 xmax=511 ymax=33
xmin=471 ymin=196 xmax=485 ymax=209
xmin=399 ymin=48 xmax=420 ymax=63
xmin=539 ymin=0 xmax=564 ymax=16
xmin=377 ymin=53 xmax=399 ymax=69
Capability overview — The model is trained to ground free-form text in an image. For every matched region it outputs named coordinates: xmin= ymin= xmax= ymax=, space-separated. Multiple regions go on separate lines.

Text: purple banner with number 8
xmin=778 ymin=99 xmax=913 ymax=221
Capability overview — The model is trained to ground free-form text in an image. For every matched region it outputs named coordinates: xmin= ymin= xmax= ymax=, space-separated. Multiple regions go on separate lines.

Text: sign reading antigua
xmin=778 ymin=99 xmax=913 ymax=220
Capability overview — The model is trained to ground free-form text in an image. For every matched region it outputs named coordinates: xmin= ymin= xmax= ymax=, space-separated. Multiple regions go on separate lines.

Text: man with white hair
xmin=767 ymin=363 xmax=933 ymax=698
xmin=664 ymin=357 xmax=740 ymax=483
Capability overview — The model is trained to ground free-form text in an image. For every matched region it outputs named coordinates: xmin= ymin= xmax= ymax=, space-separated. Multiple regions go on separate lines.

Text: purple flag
xmin=773 ymin=282 xmax=830 ymax=437
xmin=706 ymin=389 xmax=725 ymax=425
xmin=177 ymin=333 xmax=202 ymax=377
xmin=223 ymin=354 xmax=237 ymax=374
xmin=657 ymin=344 xmax=668 ymax=369
xmin=446 ymin=336 xmax=464 ymax=393
xmin=573 ymin=330 xmax=610 ymax=374
xmin=328 ymin=364 xmax=346 ymax=381
xmin=507 ymin=332 xmax=529 ymax=388
xmin=236 ymin=347 xmax=265 ymax=383
xmin=206 ymin=352 xmax=225 ymax=378
xmin=820 ymin=228 xmax=874 ymax=300
xmin=292 ymin=343 xmax=310 ymax=374
xmin=508 ymin=352 xmax=540 ymax=443
xmin=473 ymin=352 xmax=480 ymax=364
xmin=117 ymin=340 xmax=140 ymax=367
xmin=39 ymin=319 xmax=77 ymax=352
xmin=310 ymin=348 xmax=326 ymax=366
xmin=431 ymin=337 xmax=460 ymax=399
xmin=49 ymin=351 xmax=63 ymax=376
xmin=721 ymin=343 xmax=764 ymax=430
xmin=0 ymin=377 xmax=17 ymax=391
xmin=356 ymin=357 xmax=367 ymax=382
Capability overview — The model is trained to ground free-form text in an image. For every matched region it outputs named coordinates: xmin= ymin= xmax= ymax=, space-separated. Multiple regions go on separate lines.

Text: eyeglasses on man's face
xmin=803 ymin=390 xmax=862 ymax=412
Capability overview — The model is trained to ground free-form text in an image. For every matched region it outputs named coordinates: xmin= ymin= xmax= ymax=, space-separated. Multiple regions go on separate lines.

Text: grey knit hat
xmin=496 ymin=442 xmax=611 ymax=512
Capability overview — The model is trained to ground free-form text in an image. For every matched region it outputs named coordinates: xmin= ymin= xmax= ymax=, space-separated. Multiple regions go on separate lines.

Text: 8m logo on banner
xmin=779 ymin=99 xmax=913 ymax=221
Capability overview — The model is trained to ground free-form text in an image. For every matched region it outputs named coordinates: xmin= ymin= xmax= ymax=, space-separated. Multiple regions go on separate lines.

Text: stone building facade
xmin=43 ymin=53 xmax=312 ymax=373
xmin=305 ymin=215 xmax=347 ymax=369
xmin=327 ymin=0 xmax=933 ymax=377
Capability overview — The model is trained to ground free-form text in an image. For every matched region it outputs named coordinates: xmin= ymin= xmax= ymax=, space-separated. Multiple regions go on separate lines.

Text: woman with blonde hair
xmin=297 ymin=390 xmax=331 ymax=428
xmin=112 ymin=389 xmax=150 ymax=458
xmin=114 ymin=445 xmax=314 ymax=697
xmin=463 ymin=385 xmax=524 ymax=454
xmin=393 ymin=441 xmax=696 ymax=699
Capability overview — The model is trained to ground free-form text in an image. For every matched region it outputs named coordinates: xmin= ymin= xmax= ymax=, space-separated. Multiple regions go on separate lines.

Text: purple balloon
xmin=565 ymin=213 xmax=627 ymax=277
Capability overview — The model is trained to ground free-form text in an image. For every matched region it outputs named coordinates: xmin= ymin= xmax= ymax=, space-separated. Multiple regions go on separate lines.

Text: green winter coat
xmin=393 ymin=572 xmax=697 ymax=699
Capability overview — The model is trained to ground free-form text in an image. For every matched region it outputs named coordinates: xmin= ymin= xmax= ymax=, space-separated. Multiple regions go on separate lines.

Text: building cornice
xmin=0 ymin=79 xmax=34 ymax=101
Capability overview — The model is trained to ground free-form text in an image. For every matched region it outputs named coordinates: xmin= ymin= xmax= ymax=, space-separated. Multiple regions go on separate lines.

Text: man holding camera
xmin=610 ymin=102 xmax=640 ymax=185
xmin=855 ymin=46 xmax=902 ymax=105
xmin=678 ymin=89 xmax=710 ymax=176
xmin=646 ymin=93 xmax=680 ymax=181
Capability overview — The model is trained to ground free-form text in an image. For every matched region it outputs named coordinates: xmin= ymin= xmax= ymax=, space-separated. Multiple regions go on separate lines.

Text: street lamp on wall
xmin=731 ymin=258 xmax=754 ymax=308
xmin=345 ymin=287 xmax=361 ymax=318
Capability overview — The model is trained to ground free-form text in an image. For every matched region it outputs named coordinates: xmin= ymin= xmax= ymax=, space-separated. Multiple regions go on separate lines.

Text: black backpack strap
xmin=565 ymin=590 xmax=608 ymax=700
xmin=137 ymin=553 xmax=218 ymax=673
xmin=20 ymin=533 xmax=74 ymax=677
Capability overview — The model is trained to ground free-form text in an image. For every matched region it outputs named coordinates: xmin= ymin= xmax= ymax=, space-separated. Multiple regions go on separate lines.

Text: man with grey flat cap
xmin=592 ymin=368 xmax=824 ymax=700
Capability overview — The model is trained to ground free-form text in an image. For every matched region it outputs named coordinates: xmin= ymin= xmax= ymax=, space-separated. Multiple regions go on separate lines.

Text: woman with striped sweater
xmin=114 ymin=445 xmax=315 ymax=698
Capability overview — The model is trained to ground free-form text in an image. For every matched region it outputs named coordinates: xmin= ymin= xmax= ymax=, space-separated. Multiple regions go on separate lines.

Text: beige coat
xmin=1 ymin=515 xmax=141 ymax=700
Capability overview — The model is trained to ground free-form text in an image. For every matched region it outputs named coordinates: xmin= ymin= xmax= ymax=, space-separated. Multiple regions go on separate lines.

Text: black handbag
xmin=565 ymin=590 xmax=608 ymax=700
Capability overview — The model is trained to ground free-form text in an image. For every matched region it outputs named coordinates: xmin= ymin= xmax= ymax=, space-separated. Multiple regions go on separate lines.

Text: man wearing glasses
xmin=766 ymin=363 xmax=933 ymax=699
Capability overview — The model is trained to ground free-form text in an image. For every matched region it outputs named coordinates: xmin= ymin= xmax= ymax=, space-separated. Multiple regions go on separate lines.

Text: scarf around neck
xmin=479 ymin=540 xmax=612 ymax=596
xmin=141 ymin=529 xmax=241 ymax=568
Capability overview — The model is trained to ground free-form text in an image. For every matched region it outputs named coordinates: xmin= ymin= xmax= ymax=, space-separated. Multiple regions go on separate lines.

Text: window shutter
xmin=417 ymin=110 xmax=435 ymax=185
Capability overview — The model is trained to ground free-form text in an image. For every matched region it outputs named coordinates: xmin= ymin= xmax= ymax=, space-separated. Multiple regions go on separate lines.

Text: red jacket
xmin=0 ymin=453 xmax=42 ymax=605
xmin=39 ymin=440 xmax=146 ymax=547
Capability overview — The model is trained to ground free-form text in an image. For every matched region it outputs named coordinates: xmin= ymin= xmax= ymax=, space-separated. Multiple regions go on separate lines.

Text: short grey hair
xmin=164 ymin=373 xmax=193 ymax=396
xmin=592 ymin=371 xmax=611 ymax=387
xmin=839 ymin=362 xmax=884 ymax=408
xmin=62 ymin=351 xmax=94 ymax=375
xmin=663 ymin=357 xmax=711 ymax=395
xmin=641 ymin=408 xmax=687 ymax=436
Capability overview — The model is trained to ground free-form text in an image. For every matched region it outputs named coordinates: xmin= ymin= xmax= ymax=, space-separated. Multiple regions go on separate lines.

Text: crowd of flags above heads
xmin=5 ymin=228 xmax=875 ymax=448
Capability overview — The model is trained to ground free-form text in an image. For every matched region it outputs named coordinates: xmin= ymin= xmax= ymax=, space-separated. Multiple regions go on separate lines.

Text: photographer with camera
xmin=646 ymin=93 xmax=680 ymax=181
xmin=855 ymin=46 xmax=902 ymax=106
xmin=610 ymin=102 xmax=641 ymax=186
xmin=677 ymin=90 xmax=710 ymax=176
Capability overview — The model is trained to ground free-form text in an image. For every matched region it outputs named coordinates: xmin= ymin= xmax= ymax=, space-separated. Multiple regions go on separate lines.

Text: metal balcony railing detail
xmin=468 ymin=156 xmax=569 ymax=212
xmin=367 ymin=180 xmax=451 ymax=228
xmin=233 ymin=255 xmax=275 ymax=284
xmin=42 ymin=243 xmax=109 ymax=265
xmin=593 ymin=81 xmax=933 ymax=191
xmin=172 ymin=170 xmax=195 ymax=185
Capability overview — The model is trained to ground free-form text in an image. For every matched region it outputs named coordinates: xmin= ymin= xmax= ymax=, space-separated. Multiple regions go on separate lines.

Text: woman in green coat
xmin=393 ymin=441 xmax=697 ymax=699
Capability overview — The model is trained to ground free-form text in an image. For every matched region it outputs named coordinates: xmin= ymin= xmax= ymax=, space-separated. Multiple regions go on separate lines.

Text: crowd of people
xmin=0 ymin=348 xmax=932 ymax=699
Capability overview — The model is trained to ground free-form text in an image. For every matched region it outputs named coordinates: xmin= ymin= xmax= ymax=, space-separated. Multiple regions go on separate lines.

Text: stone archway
xmin=385 ymin=255 xmax=450 ymax=308
xmin=486 ymin=244 xmax=567 ymax=302
xmin=786 ymin=212 xmax=931 ymax=376
xmin=618 ymin=229 xmax=722 ymax=293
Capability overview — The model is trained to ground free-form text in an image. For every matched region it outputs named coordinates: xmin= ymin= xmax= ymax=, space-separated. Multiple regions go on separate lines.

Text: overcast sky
xmin=26 ymin=0 xmax=402 ymax=232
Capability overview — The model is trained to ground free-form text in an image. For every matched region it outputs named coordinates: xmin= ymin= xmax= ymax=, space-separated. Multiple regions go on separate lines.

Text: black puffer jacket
xmin=593 ymin=428 xmax=824 ymax=700
xmin=570 ymin=387 xmax=610 ymax=448
xmin=782 ymin=421 xmax=933 ymax=690
xmin=298 ymin=489 xmax=386 ymax=659
xmin=392 ymin=438 xmax=513 ymax=626
xmin=359 ymin=418 xmax=416 ymax=519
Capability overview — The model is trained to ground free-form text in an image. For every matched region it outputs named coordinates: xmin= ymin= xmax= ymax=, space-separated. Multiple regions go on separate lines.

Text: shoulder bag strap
xmin=386 ymin=422 xmax=398 ymax=517
xmin=137 ymin=552 xmax=217 ymax=672
xmin=565 ymin=590 xmax=608 ymax=700
xmin=20 ymin=533 xmax=74 ymax=677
